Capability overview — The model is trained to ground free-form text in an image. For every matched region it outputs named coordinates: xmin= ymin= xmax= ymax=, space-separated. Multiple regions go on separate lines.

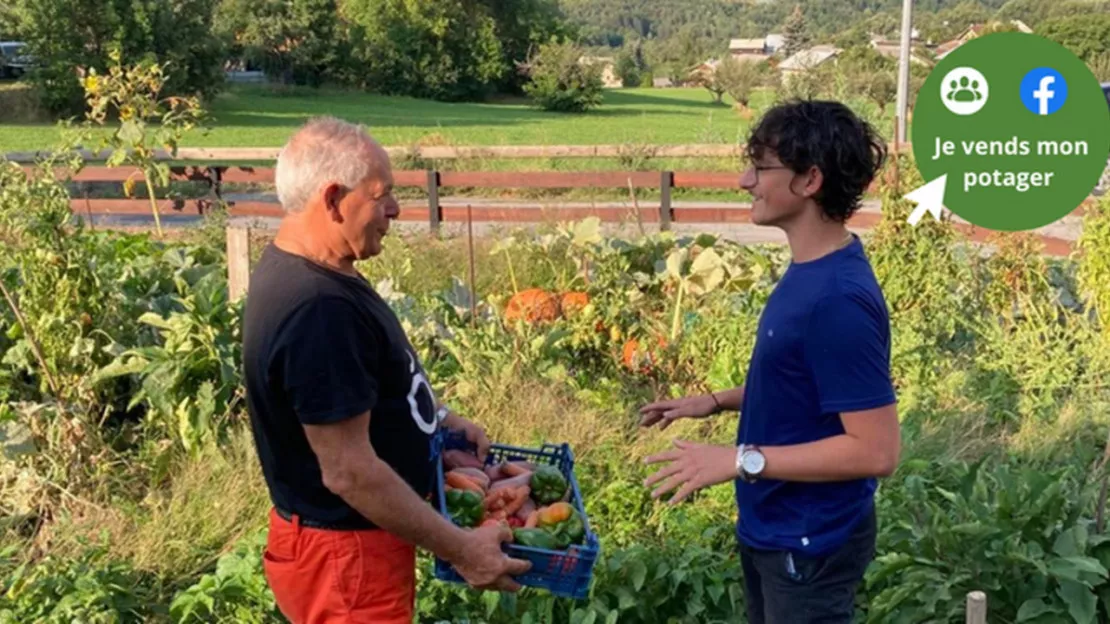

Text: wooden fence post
xmin=966 ymin=591 xmax=987 ymax=624
xmin=427 ymin=169 xmax=441 ymax=233
xmin=659 ymin=171 xmax=673 ymax=231
xmin=226 ymin=225 xmax=251 ymax=302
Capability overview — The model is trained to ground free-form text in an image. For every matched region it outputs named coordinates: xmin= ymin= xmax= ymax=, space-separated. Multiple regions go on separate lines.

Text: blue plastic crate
xmin=430 ymin=429 xmax=600 ymax=600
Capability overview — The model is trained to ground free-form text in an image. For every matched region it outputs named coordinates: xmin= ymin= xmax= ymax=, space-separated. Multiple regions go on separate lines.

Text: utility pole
xmin=896 ymin=0 xmax=914 ymax=145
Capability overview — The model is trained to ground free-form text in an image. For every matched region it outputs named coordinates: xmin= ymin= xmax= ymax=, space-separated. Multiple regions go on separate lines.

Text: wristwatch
xmin=736 ymin=444 xmax=766 ymax=483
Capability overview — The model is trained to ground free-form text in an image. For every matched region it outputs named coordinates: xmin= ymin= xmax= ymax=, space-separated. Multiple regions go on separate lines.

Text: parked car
xmin=0 ymin=41 xmax=34 ymax=79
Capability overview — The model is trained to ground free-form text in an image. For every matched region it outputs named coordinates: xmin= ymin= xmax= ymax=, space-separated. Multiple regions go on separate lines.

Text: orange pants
xmin=262 ymin=508 xmax=416 ymax=624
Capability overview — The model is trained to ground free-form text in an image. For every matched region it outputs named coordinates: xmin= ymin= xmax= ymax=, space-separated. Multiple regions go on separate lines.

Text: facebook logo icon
xmin=1021 ymin=68 xmax=1067 ymax=115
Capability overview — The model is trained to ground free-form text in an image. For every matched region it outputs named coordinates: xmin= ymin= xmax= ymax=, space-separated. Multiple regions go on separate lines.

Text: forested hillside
xmin=563 ymin=0 xmax=1108 ymax=74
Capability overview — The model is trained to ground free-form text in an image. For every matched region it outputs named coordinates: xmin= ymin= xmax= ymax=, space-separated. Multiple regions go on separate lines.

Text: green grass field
xmin=0 ymin=82 xmax=891 ymax=153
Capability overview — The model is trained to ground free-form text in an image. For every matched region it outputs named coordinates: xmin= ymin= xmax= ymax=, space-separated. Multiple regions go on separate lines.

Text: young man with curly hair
xmin=639 ymin=100 xmax=901 ymax=623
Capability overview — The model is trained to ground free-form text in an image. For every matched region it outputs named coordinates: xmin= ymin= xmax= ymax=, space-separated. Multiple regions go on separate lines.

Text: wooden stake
xmin=226 ymin=225 xmax=251 ymax=302
xmin=466 ymin=204 xmax=477 ymax=328
xmin=892 ymin=119 xmax=901 ymax=195
xmin=83 ymin=189 xmax=94 ymax=231
xmin=627 ymin=177 xmax=646 ymax=236
xmin=1093 ymin=425 xmax=1110 ymax=532
xmin=966 ymin=591 xmax=986 ymax=624
xmin=0 ymin=279 xmax=60 ymax=400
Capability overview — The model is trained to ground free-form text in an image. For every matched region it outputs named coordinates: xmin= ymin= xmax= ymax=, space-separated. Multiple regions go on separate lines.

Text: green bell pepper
xmin=530 ymin=465 xmax=569 ymax=505
xmin=446 ymin=489 xmax=483 ymax=528
xmin=512 ymin=528 xmax=560 ymax=550
xmin=539 ymin=508 xmax=586 ymax=549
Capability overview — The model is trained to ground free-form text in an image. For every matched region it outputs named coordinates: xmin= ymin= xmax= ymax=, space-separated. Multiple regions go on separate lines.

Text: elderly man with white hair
xmin=242 ymin=117 xmax=529 ymax=624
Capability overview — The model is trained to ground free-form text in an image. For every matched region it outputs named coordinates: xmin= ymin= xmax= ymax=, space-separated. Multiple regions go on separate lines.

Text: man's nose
xmin=739 ymin=169 xmax=757 ymax=189
xmin=385 ymin=197 xmax=400 ymax=219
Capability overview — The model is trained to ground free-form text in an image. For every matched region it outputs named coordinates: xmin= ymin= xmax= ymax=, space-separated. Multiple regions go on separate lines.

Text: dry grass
xmin=37 ymin=427 xmax=270 ymax=579
xmin=1006 ymin=399 xmax=1110 ymax=467
xmin=461 ymin=372 xmax=627 ymax=465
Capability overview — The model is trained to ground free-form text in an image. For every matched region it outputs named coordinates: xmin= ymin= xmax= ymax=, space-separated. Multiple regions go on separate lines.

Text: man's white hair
xmin=274 ymin=117 xmax=379 ymax=213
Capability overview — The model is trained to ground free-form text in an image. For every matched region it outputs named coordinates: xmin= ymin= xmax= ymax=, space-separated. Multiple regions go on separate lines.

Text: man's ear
xmin=802 ymin=166 xmax=824 ymax=199
xmin=323 ymin=183 xmax=345 ymax=222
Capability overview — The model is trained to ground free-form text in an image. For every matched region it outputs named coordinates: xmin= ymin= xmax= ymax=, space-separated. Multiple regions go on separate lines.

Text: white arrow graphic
xmin=904 ymin=174 xmax=949 ymax=226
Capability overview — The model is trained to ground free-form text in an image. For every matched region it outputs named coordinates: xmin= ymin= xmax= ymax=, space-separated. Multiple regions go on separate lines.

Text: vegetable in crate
xmin=530 ymin=465 xmax=569 ymax=505
xmin=537 ymin=502 xmax=585 ymax=548
xmin=446 ymin=489 xmax=484 ymax=528
xmin=512 ymin=528 xmax=560 ymax=550
xmin=443 ymin=449 xmax=484 ymax=470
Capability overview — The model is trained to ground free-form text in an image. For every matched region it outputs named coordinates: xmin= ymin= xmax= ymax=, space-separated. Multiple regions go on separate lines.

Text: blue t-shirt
xmin=735 ymin=234 xmax=896 ymax=557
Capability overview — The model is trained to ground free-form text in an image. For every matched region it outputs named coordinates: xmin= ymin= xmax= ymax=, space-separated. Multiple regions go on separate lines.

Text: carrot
xmin=525 ymin=510 xmax=540 ymax=528
xmin=446 ymin=472 xmax=483 ymax=493
xmin=485 ymin=464 xmax=505 ymax=482
xmin=451 ymin=468 xmax=490 ymax=491
xmin=501 ymin=461 xmax=537 ymax=477
xmin=490 ymin=473 xmax=532 ymax=491
xmin=484 ymin=488 xmax=511 ymax=511
xmin=503 ymin=486 xmax=531 ymax=517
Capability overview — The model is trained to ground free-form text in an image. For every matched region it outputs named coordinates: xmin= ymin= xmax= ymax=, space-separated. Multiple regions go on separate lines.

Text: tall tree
xmin=340 ymin=0 xmax=506 ymax=101
xmin=216 ymin=0 xmax=340 ymax=87
xmin=476 ymin=0 xmax=571 ymax=93
xmin=12 ymin=0 xmax=225 ymax=115
xmin=1039 ymin=13 xmax=1110 ymax=63
xmin=782 ymin=5 xmax=812 ymax=58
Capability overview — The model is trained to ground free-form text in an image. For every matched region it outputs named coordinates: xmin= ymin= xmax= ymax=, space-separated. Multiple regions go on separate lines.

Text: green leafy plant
xmin=81 ymin=49 xmax=208 ymax=238
xmin=169 ymin=531 xmax=280 ymax=623
xmin=0 ymin=542 xmax=157 ymax=623
xmin=93 ymin=254 xmax=241 ymax=456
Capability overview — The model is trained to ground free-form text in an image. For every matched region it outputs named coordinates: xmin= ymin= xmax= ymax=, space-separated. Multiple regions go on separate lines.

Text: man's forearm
xmin=757 ymin=434 xmax=897 ymax=482
xmin=713 ymin=385 xmax=745 ymax=412
xmin=335 ymin=460 xmax=468 ymax=562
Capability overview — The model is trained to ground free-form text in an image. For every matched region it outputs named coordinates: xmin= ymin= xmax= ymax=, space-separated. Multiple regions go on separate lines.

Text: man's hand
xmin=639 ymin=386 xmax=743 ymax=430
xmin=442 ymin=411 xmax=491 ymax=463
xmin=450 ymin=524 xmax=532 ymax=592
xmin=639 ymin=395 xmax=719 ymax=430
xmin=642 ymin=440 xmax=737 ymax=504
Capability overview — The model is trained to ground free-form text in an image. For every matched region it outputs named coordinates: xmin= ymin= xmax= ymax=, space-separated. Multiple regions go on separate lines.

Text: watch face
xmin=743 ymin=451 xmax=765 ymax=475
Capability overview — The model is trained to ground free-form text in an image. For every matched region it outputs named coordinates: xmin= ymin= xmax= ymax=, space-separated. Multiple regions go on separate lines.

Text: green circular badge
xmin=910 ymin=32 xmax=1110 ymax=231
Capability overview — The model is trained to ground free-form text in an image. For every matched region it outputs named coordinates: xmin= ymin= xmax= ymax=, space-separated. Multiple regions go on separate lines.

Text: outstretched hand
xmin=638 ymin=394 xmax=719 ymax=430
xmin=643 ymin=439 xmax=737 ymax=504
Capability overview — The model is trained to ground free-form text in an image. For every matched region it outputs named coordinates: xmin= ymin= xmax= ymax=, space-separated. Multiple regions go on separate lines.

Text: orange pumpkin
xmin=504 ymin=288 xmax=560 ymax=323
xmin=560 ymin=292 xmax=589 ymax=316
xmin=621 ymin=335 xmax=668 ymax=373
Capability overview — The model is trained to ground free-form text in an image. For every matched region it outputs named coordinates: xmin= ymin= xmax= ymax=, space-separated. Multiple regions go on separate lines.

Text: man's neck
xmin=782 ymin=215 xmax=853 ymax=264
xmin=274 ymin=216 xmax=357 ymax=276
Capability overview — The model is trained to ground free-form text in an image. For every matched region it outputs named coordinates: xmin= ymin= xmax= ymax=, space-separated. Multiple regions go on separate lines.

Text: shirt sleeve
xmin=802 ymin=289 xmax=896 ymax=414
xmin=274 ymin=297 xmax=380 ymax=425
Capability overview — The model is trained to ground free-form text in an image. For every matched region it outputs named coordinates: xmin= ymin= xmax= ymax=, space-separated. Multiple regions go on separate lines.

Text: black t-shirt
xmin=242 ymin=243 xmax=440 ymax=529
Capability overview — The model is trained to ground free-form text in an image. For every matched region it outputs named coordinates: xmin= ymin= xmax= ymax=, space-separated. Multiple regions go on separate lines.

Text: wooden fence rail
xmin=4 ymin=142 xmax=917 ymax=164
xmin=16 ymin=162 xmax=1091 ymax=259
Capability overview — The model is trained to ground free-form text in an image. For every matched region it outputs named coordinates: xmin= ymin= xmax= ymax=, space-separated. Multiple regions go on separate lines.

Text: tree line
xmin=2 ymin=0 xmax=573 ymax=116
xmin=0 ymin=0 xmax=1106 ymax=121
xmin=573 ymin=0 xmax=1109 ymax=86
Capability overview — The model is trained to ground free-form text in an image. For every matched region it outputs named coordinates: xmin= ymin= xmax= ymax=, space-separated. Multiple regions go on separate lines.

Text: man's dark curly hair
xmin=745 ymin=99 xmax=887 ymax=223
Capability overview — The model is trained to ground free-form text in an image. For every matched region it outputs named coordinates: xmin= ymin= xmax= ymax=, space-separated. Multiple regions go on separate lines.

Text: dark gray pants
xmin=739 ymin=509 xmax=877 ymax=624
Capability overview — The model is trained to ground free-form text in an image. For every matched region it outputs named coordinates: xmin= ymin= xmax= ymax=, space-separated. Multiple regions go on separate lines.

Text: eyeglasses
xmin=741 ymin=163 xmax=793 ymax=184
